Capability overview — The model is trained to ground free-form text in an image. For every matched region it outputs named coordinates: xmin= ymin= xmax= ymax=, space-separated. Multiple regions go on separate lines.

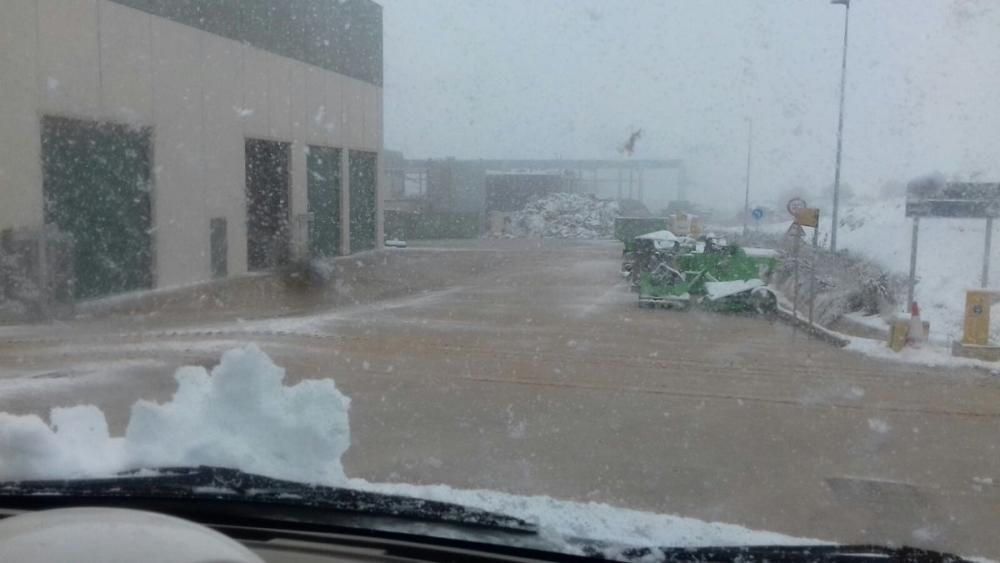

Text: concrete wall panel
xmin=151 ymin=18 xmax=207 ymax=287
xmin=37 ymin=0 xmax=100 ymax=116
xmin=302 ymin=66 xmax=329 ymax=146
xmin=326 ymin=74 xmax=350 ymax=148
xmin=99 ymin=1 xmax=153 ymax=124
xmin=201 ymin=32 xmax=247 ymax=276
xmin=362 ymin=83 xmax=381 ymax=150
xmin=289 ymin=62 xmax=310 ymax=220
xmin=267 ymin=53 xmax=293 ymax=140
xmin=0 ymin=0 xmax=43 ymax=230
xmin=241 ymin=48 xmax=270 ymax=137
xmin=290 ymin=142 xmax=308 ymax=224
xmin=289 ymin=63 xmax=308 ymax=143
xmin=343 ymin=78 xmax=366 ymax=150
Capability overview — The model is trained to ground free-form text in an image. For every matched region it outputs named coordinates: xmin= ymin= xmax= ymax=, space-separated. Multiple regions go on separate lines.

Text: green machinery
xmin=630 ymin=232 xmax=778 ymax=313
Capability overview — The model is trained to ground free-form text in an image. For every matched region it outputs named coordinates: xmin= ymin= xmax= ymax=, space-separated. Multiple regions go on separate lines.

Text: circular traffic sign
xmin=751 ymin=207 xmax=764 ymax=221
xmin=787 ymin=198 xmax=807 ymax=215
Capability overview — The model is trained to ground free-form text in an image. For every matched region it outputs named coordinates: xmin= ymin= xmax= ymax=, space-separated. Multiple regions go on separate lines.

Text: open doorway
xmin=245 ymin=139 xmax=291 ymax=271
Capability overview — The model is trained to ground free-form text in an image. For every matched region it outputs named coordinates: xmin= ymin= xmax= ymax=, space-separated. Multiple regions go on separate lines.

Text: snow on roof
xmin=744 ymin=247 xmax=780 ymax=258
xmin=704 ymin=279 xmax=766 ymax=301
xmin=635 ymin=230 xmax=678 ymax=241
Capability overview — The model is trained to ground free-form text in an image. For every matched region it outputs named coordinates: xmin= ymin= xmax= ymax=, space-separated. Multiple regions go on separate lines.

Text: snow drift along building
xmin=0 ymin=0 xmax=384 ymax=300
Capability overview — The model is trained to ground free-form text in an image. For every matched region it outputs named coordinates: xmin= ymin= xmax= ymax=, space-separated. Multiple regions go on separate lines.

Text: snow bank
xmin=832 ymin=197 xmax=1000 ymax=342
xmin=846 ymin=337 xmax=1000 ymax=373
xmin=0 ymin=345 xmax=351 ymax=483
xmin=0 ymin=347 xmax=824 ymax=551
xmin=753 ymin=196 xmax=997 ymax=342
xmin=510 ymin=193 xmax=620 ymax=239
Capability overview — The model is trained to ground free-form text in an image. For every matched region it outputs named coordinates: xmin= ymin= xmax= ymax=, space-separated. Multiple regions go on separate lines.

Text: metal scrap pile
xmin=625 ymin=230 xmax=779 ymax=313
xmin=511 ymin=193 xmax=621 ymax=239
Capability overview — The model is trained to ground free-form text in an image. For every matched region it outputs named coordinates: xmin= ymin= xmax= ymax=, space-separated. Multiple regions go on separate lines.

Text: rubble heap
xmin=510 ymin=193 xmax=621 ymax=239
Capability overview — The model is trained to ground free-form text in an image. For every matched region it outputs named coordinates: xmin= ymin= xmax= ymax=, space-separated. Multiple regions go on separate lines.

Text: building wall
xmin=0 ymin=0 xmax=383 ymax=290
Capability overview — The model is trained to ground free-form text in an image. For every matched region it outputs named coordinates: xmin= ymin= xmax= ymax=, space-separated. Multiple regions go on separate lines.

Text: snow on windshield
xmin=0 ymin=346 xmax=823 ymax=550
xmin=0 ymin=346 xmax=351 ymax=484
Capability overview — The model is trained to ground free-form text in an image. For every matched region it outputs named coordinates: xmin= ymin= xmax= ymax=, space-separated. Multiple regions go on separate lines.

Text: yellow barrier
xmin=962 ymin=290 xmax=1000 ymax=346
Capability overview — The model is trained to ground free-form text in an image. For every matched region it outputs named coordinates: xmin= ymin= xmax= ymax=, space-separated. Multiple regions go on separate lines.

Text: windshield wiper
xmin=0 ymin=469 xmax=973 ymax=562
xmin=0 ymin=465 xmax=536 ymax=535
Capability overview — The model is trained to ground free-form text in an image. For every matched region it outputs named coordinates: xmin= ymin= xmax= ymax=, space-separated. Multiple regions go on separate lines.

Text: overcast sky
xmin=379 ymin=0 xmax=1000 ymax=211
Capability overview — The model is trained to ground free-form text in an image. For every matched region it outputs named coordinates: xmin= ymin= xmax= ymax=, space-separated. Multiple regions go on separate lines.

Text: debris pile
xmin=510 ymin=193 xmax=620 ymax=239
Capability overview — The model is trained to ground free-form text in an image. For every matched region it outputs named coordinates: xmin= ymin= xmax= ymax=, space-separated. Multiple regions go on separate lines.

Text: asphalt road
xmin=1 ymin=239 xmax=998 ymax=557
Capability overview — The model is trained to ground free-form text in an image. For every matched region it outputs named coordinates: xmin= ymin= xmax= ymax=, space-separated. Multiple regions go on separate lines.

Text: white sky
xmin=380 ymin=0 xmax=1000 ymax=212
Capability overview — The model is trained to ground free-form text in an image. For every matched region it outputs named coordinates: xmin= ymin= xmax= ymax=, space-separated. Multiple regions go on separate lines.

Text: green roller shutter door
xmin=245 ymin=139 xmax=291 ymax=271
xmin=307 ymin=146 xmax=341 ymax=257
xmin=349 ymin=150 xmax=377 ymax=253
xmin=41 ymin=116 xmax=153 ymax=299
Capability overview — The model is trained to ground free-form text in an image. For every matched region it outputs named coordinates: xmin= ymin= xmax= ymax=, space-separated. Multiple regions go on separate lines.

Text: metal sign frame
xmin=904 ymin=180 xmax=999 ymax=307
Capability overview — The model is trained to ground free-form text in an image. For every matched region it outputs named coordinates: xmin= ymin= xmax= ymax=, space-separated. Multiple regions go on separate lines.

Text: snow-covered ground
xmin=846 ymin=337 xmax=1000 ymax=374
xmin=761 ymin=196 xmax=999 ymax=344
xmin=0 ymin=346 xmax=826 ymax=553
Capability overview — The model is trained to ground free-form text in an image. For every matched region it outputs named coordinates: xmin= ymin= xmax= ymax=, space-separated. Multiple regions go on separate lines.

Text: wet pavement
xmin=1 ymin=239 xmax=998 ymax=557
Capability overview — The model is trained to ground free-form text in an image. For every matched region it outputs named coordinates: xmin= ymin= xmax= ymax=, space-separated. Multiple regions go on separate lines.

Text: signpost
xmin=787 ymin=199 xmax=821 ymax=330
xmin=905 ymin=179 xmax=1000 ymax=308
xmin=788 ymin=223 xmax=803 ymax=332
xmin=787 ymin=200 xmax=806 ymax=331
xmin=803 ymin=211 xmax=821 ymax=326
xmin=752 ymin=207 xmax=764 ymax=229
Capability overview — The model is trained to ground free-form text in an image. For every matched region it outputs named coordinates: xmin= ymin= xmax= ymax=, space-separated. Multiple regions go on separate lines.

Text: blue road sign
xmin=752 ymin=207 xmax=765 ymax=221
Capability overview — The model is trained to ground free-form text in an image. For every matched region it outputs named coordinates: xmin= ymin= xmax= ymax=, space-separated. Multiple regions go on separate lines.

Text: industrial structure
xmin=383 ymin=158 xmax=685 ymax=239
xmin=0 ymin=0 xmax=384 ymax=301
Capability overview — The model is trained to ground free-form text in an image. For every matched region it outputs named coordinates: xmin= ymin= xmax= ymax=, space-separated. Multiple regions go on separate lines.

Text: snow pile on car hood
xmin=510 ymin=193 xmax=620 ymax=239
xmin=0 ymin=347 xmax=823 ymax=550
xmin=0 ymin=345 xmax=351 ymax=483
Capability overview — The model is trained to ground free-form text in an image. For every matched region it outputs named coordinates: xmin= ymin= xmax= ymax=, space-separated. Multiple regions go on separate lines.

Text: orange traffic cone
xmin=908 ymin=301 xmax=925 ymax=347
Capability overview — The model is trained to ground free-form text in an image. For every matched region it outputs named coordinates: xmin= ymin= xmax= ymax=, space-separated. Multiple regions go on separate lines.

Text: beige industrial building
xmin=0 ymin=0 xmax=383 ymax=299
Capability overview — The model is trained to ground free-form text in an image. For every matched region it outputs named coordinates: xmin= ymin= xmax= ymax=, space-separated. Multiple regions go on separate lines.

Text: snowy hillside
xmin=767 ymin=197 xmax=998 ymax=342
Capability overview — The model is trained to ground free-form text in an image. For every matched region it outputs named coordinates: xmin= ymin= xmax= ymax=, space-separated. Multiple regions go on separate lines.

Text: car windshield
xmin=1 ymin=0 xmax=999 ymax=560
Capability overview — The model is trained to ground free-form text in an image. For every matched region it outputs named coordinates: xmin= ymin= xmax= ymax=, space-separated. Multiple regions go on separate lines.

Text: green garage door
xmin=307 ymin=146 xmax=341 ymax=257
xmin=41 ymin=116 xmax=153 ymax=299
xmin=245 ymin=139 xmax=291 ymax=271
xmin=349 ymin=150 xmax=378 ymax=252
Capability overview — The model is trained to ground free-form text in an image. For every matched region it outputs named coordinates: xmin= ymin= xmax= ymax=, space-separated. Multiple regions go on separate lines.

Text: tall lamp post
xmin=742 ymin=118 xmax=753 ymax=236
xmin=829 ymin=0 xmax=851 ymax=252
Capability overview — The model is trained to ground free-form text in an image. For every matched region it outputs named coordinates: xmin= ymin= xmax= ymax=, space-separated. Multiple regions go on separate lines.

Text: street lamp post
xmin=830 ymin=0 xmax=851 ymax=252
xmin=742 ymin=118 xmax=753 ymax=237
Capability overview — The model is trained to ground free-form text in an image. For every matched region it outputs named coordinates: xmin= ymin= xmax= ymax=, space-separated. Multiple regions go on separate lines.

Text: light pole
xmin=742 ymin=118 xmax=753 ymax=236
xmin=829 ymin=0 xmax=851 ymax=252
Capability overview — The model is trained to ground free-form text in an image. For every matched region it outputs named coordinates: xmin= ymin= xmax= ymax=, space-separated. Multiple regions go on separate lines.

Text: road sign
xmin=751 ymin=207 xmax=764 ymax=221
xmin=906 ymin=180 xmax=1000 ymax=219
xmin=793 ymin=207 xmax=820 ymax=228
xmin=786 ymin=223 xmax=806 ymax=238
xmin=787 ymin=198 xmax=807 ymax=216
